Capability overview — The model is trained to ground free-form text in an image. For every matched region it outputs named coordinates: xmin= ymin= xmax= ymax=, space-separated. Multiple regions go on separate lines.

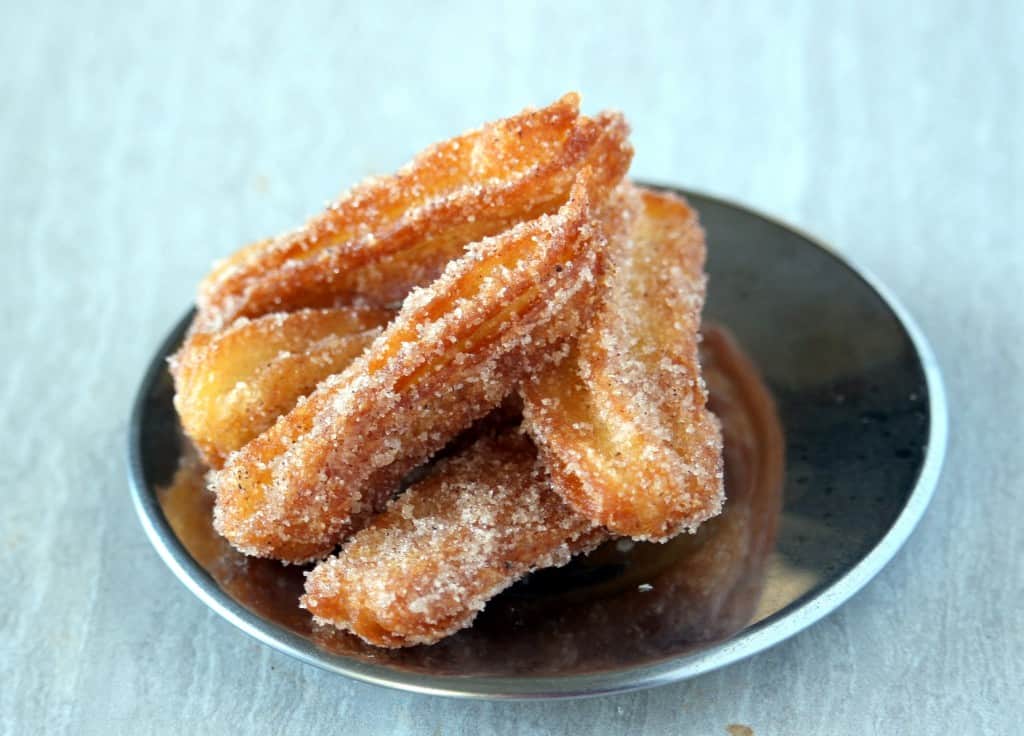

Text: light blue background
xmin=2 ymin=1 xmax=1020 ymax=733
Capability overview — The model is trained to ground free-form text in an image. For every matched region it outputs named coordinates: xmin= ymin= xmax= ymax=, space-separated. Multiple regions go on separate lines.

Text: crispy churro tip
xmin=171 ymin=306 xmax=392 ymax=468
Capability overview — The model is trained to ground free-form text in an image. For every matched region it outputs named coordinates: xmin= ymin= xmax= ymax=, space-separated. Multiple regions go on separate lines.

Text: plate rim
xmin=126 ymin=186 xmax=948 ymax=700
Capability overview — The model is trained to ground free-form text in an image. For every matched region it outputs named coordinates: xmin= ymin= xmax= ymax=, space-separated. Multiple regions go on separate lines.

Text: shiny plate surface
xmin=127 ymin=187 xmax=946 ymax=699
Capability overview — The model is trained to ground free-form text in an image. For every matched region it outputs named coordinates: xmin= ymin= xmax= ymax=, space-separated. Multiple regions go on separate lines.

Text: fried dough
xmin=195 ymin=93 xmax=631 ymax=331
xmin=522 ymin=187 xmax=724 ymax=540
xmin=301 ymin=431 xmax=602 ymax=647
xmin=211 ymin=171 xmax=615 ymax=562
xmin=171 ymin=307 xmax=391 ymax=467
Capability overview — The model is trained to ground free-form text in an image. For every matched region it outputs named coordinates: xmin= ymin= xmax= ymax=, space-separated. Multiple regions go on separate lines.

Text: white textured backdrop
xmin=1 ymin=1 xmax=1021 ymax=734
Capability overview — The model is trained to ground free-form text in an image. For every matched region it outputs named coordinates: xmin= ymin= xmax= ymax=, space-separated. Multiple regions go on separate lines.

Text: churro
xmin=195 ymin=93 xmax=631 ymax=332
xmin=211 ymin=171 xmax=614 ymax=562
xmin=171 ymin=307 xmax=391 ymax=467
xmin=169 ymin=95 xmax=733 ymax=649
xmin=302 ymin=432 xmax=603 ymax=647
xmin=522 ymin=187 xmax=724 ymax=540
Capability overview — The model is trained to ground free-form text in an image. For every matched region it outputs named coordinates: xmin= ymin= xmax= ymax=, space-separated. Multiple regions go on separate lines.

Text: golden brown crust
xmin=194 ymin=93 xmax=632 ymax=332
xmin=166 ymin=95 xmax=734 ymax=650
xmin=210 ymin=171 xmax=617 ymax=562
xmin=301 ymin=432 xmax=602 ymax=648
xmin=521 ymin=186 xmax=724 ymax=540
xmin=170 ymin=307 xmax=392 ymax=467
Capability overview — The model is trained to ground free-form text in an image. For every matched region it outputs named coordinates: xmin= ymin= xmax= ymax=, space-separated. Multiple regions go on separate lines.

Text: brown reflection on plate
xmin=158 ymin=324 xmax=784 ymax=676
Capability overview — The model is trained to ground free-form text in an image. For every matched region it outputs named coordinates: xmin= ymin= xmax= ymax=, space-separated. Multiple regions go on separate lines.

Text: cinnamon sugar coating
xmin=195 ymin=93 xmax=631 ymax=332
xmin=210 ymin=171 xmax=616 ymax=562
xmin=301 ymin=432 xmax=604 ymax=648
xmin=169 ymin=95 xmax=729 ymax=648
xmin=171 ymin=307 xmax=391 ymax=467
xmin=521 ymin=187 xmax=724 ymax=540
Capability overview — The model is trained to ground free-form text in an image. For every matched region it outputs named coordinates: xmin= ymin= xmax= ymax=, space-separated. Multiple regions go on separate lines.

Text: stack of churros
xmin=170 ymin=93 xmax=724 ymax=648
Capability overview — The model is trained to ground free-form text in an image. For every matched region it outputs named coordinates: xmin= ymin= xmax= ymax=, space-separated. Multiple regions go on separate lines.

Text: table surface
xmin=2 ymin=1 xmax=1021 ymax=734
